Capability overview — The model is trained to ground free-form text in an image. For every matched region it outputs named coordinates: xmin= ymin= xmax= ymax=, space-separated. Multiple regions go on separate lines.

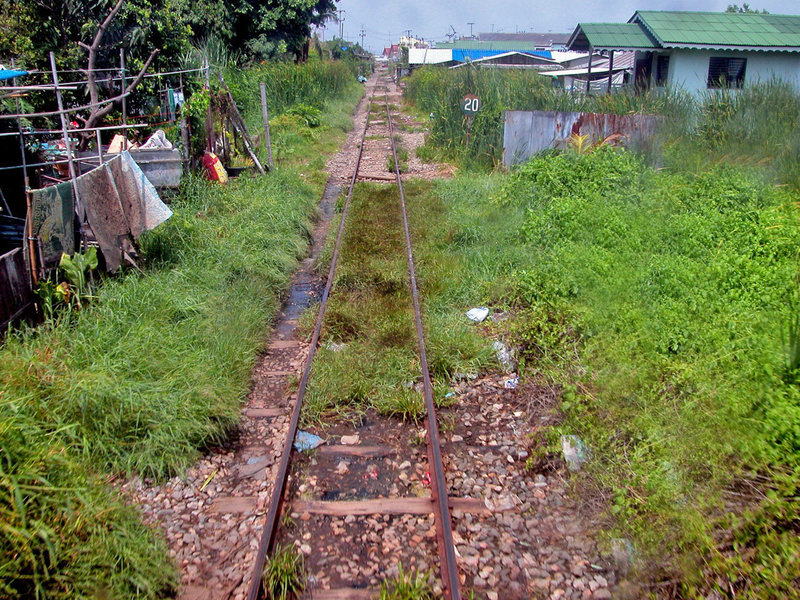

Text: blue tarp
xmin=0 ymin=70 xmax=28 ymax=81
xmin=452 ymin=49 xmax=552 ymax=62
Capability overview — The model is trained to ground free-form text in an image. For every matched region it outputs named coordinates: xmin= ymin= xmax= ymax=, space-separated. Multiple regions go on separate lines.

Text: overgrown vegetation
xmin=404 ymin=66 xmax=689 ymax=168
xmin=0 ymin=65 xmax=361 ymax=598
xmin=405 ymin=67 xmax=800 ymax=183
xmin=404 ymin=145 xmax=800 ymax=596
xmin=302 ymin=180 xmax=493 ymax=426
xmin=379 ymin=564 xmax=435 ymax=600
xmin=262 ymin=543 xmax=306 ymax=600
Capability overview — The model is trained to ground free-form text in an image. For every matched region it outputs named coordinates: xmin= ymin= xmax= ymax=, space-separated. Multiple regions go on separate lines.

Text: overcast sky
xmin=319 ymin=0 xmax=800 ymax=53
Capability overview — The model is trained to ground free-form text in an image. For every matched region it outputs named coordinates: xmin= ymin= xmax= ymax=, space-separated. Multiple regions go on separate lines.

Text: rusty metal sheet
xmin=503 ymin=109 xmax=662 ymax=168
xmin=0 ymin=248 xmax=32 ymax=330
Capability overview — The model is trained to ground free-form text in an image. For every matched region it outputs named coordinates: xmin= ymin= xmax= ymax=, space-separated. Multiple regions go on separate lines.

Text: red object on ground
xmin=201 ymin=151 xmax=228 ymax=183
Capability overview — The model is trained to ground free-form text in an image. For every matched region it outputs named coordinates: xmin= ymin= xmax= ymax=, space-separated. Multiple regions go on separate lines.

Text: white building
xmin=568 ymin=10 xmax=800 ymax=94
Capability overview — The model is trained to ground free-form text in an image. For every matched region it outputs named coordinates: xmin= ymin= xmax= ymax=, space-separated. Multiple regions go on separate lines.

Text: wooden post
xmin=179 ymin=74 xmax=190 ymax=170
xmin=120 ymin=49 xmax=128 ymax=150
xmin=607 ymin=50 xmax=615 ymax=94
xmin=586 ymin=49 xmax=593 ymax=94
xmin=12 ymin=60 xmax=37 ymax=285
xmin=96 ymin=129 xmax=104 ymax=165
xmin=204 ymin=57 xmax=215 ymax=153
xmin=50 ymin=51 xmax=84 ymax=247
xmin=260 ymin=82 xmax=274 ymax=170
xmin=216 ymin=73 xmax=265 ymax=174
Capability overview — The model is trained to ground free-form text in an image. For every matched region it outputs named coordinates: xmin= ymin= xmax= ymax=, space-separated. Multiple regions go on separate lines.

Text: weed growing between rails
xmin=300 ymin=182 xmax=494 ymax=426
xmin=402 ymin=148 xmax=800 ymax=597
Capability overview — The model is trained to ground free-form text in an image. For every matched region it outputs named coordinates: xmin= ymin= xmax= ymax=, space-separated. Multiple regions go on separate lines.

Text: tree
xmin=726 ymin=4 xmax=769 ymax=13
xmin=173 ymin=0 xmax=337 ymax=61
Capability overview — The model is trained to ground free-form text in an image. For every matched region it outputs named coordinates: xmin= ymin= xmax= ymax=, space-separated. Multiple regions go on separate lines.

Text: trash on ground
xmin=444 ymin=391 xmax=456 ymax=398
xmin=202 ymin=151 xmax=228 ymax=183
xmin=610 ymin=538 xmax=635 ymax=573
xmin=326 ymin=341 xmax=346 ymax=352
xmin=199 ymin=469 xmax=217 ymax=492
xmin=493 ymin=340 xmax=517 ymax=372
xmin=422 ymin=470 xmax=432 ymax=487
xmin=335 ymin=460 xmax=349 ymax=475
xmin=357 ymin=75 xmax=368 ymax=83
xmin=561 ymin=434 xmax=590 ymax=471
xmin=340 ymin=434 xmax=360 ymax=445
xmin=504 ymin=377 xmax=519 ymax=389
xmin=483 ymin=494 xmax=519 ymax=512
xmin=295 ymin=430 xmax=325 ymax=452
xmin=453 ymin=371 xmax=478 ymax=381
xmin=140 ymin=129 xmax=173 ymax=150
xmin=466 ymin=307 xmax=490 ymax=322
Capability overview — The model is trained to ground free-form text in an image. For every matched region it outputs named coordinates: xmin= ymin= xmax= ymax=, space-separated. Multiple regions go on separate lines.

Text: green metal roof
xmin=570 ymin=22 xmax=658 ymax=50
xmin=633 ymin=11 xmax=800 ymax=48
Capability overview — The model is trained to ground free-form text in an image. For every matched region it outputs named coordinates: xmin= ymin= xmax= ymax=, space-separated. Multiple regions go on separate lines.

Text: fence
xmin=502 ymin=109 xmax=662 ymax=168
xmin=0 ymin=248 xmax=32 ymax=330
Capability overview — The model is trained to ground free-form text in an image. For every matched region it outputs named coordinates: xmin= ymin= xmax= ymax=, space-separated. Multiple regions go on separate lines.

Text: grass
xmin=405 ymin=66 xmax=800 ymax=184
xmin=0 ymin=65 xmax=362 ymax=598
xmin=402 ymin=147 xmax=800 ymax=598
xmin=379 ymin=564 xmax=434 ymax=600
xmin=301 ymin=179 xmax=494 ymax=428
xmin=262 ymin=544 xmax=306 ymax=600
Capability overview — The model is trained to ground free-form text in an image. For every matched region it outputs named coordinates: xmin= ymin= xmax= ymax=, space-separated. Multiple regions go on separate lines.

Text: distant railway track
xmin=244 ymin=71 xmax=462 ymax=600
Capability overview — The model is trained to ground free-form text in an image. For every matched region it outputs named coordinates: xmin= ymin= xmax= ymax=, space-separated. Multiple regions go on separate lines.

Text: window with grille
xmin=656 ymin=55 xmax=670 ymax=86
xmin=707 ymin=57 xmax=747 ymax=88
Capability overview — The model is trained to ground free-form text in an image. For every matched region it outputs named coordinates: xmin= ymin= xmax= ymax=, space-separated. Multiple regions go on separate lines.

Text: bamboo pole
xmin=260 ymin=82 xmax=274 ymax=170
xmin=50 ymin=51 xmax=85 ymax=249
xmin=12 ymin=60 xmax=38 ymax=286
xmin=120 ymin=49 xmax=128 ymax=150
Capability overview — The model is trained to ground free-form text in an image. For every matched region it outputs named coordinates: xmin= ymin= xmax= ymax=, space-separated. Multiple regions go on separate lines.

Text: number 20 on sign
xmin=462 ymin=94 xmax=481 ymax=115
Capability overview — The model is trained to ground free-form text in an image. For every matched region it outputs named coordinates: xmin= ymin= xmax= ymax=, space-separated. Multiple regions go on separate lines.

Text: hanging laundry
xmin=30 ymin=181 xmax=75 ymax=268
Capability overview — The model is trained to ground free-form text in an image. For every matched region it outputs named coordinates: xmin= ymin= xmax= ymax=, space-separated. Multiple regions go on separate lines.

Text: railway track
xmin=244 ymin=72 xmax=462 ymax=600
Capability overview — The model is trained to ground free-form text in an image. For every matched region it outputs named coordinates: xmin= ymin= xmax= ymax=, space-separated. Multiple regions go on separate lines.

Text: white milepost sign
xmin=462 ymin=94 xmax=481 ymax=115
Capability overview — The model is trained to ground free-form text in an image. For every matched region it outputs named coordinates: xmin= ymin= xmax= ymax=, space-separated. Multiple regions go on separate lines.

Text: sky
xmin=318 ymin=0 xmax=800 ymax=53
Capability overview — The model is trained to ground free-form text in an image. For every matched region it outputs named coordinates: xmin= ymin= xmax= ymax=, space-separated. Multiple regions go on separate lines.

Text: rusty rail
xmin=245 ymin=80 xmax=462 ymax=600
xmin=385 ymin=95 xmax=462 ymax=600
xmin=244 ymin=90 xmax=373 ymax=600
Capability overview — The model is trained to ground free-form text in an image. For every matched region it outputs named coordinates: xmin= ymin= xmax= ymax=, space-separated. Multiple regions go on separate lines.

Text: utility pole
xmin=338 ymin=10 xmax=346 ymax=40
xmin=360 ymin=26 xmax=366 ymax=48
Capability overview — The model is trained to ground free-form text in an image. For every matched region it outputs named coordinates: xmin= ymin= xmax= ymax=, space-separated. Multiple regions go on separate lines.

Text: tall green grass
xmin=225 ymin=59 xmax=357 ymax=134
xmin=0 ymin=63 xmax=361 ymax=598
xmin=404 ymin=66 xmax=689 ymax=169
xmin=405 ymin=67 xmax=800 ymax=185
xmin=405 ymin=149 xmax=800 ymax=597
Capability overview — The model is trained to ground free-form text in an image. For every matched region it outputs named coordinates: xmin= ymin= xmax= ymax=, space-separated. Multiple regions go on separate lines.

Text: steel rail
xmin=385 ymin=96 xmax=462 ymax=600
xmin=245 ymin=90 xmax=374 ymax=600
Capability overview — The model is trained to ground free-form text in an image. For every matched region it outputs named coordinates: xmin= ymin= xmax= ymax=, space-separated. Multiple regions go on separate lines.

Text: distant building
xmin=568 ymin=10 xmax=800 ymax=94
xmin=477 ymin=32 xmax=571 ymax=51
xmin=382 ymin=44 xmax=402 ymax=61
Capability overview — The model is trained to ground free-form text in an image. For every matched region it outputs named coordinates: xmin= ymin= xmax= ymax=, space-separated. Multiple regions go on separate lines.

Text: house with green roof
xmin=568 ymin=10 xmax=800 ymax=94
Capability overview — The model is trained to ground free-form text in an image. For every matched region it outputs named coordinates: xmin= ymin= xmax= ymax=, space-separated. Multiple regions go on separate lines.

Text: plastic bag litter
xmin=504 ymin=377 xmax=519 ymax=389
xmin=492 ymin=340 xmax=517 ymax=372
xmin=466 ymin=307 xmax=490 ymax=322
xmin=140 ymin=129 xmax=173 ymax=150
xmin=561 ymin=435 xmax=591 ymax=471
xmin=294 ymin=430 xmax=324 ymax=452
